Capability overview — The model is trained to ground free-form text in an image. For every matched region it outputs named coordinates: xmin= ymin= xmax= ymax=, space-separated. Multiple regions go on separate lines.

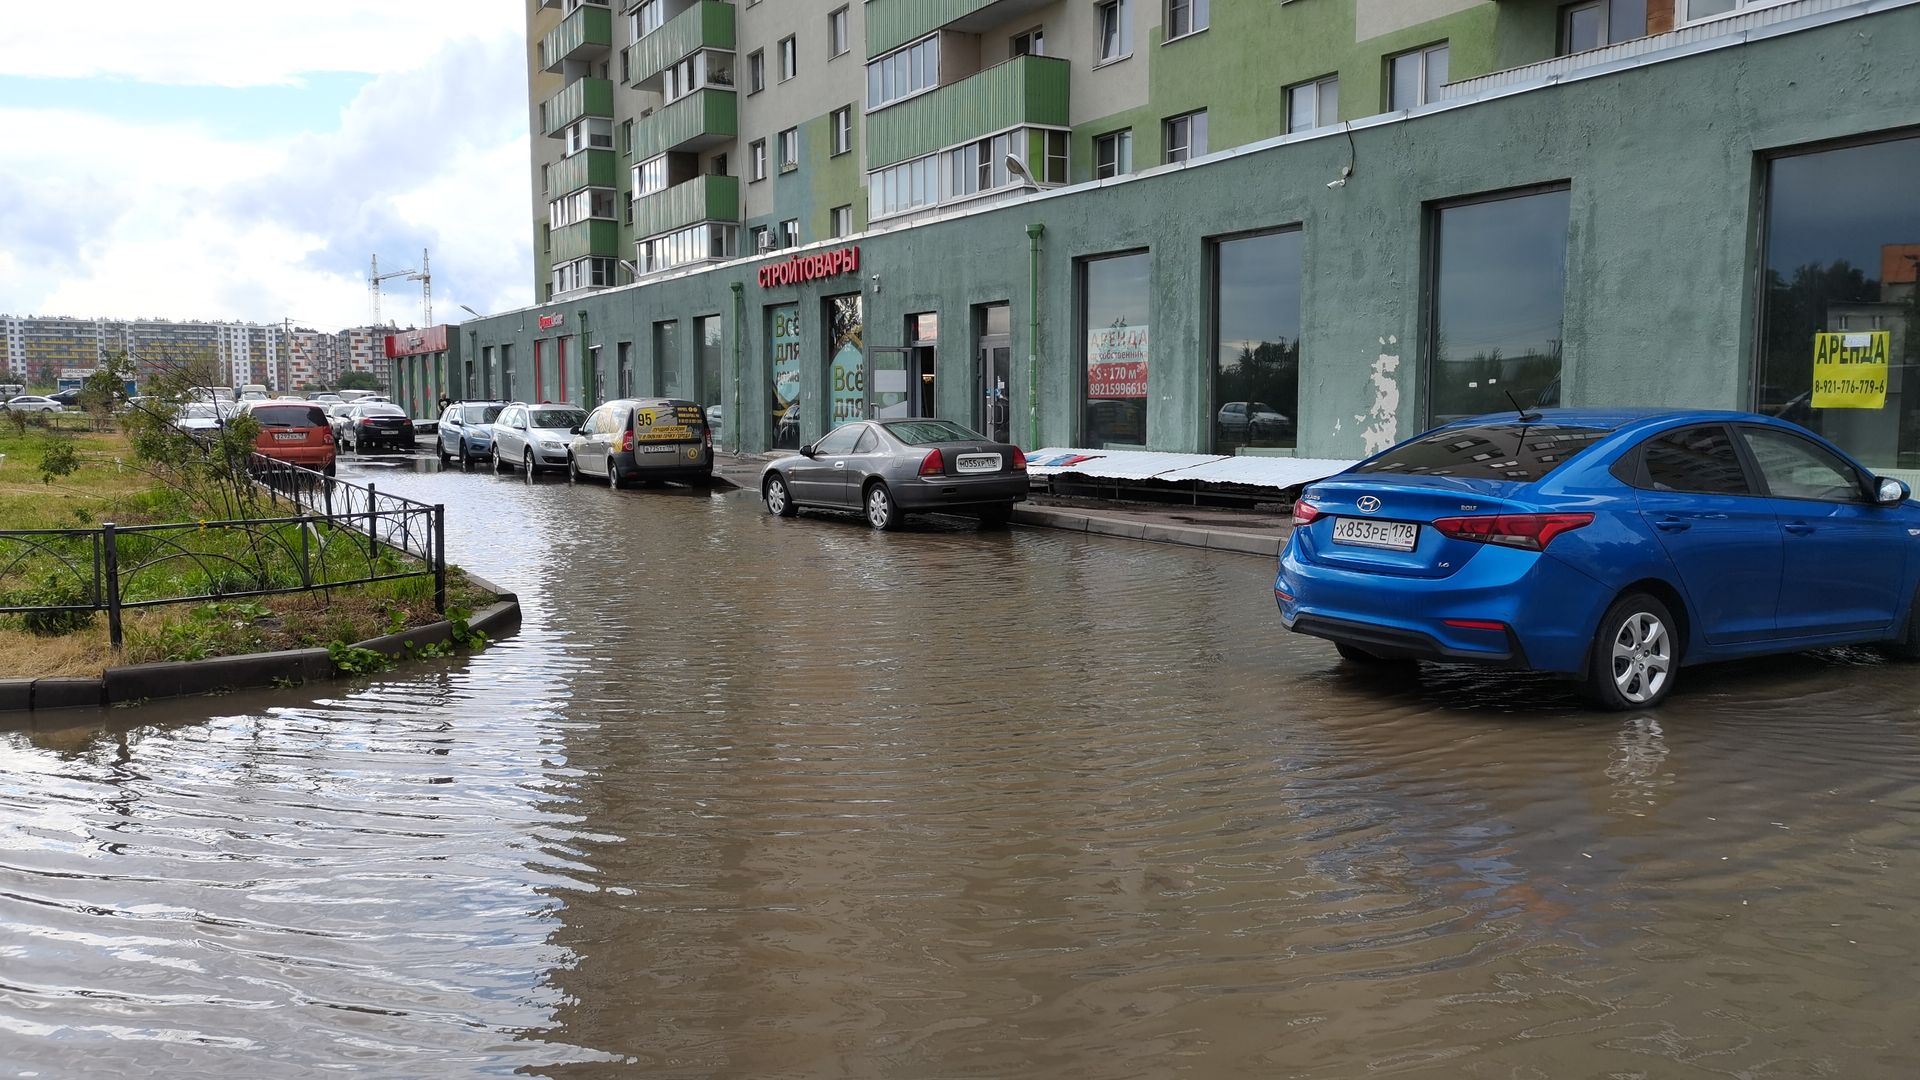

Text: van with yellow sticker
xmin=568 ymin=397 xmax=714 ymax=488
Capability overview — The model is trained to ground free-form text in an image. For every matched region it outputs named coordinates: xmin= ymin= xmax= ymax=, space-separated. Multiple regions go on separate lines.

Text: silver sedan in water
xmin=760 ymin=418 xmax=1029 ymax=530
xmin=491 ymin=402 xmax=586 ymax=474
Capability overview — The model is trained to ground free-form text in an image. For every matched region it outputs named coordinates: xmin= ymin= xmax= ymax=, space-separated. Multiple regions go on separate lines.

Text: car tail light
xmin=918 ymin=449 xmax=945 ymax=477
xmin=703 ymin=427 xmax=712 ymax=449
xmin=621 ymin=430 xmax=634 ymax=452
xmin=1431 ymin=512 xmax=1594 ymax=551
xmin=1291 ymin=500 xmax=1322 ymax=527
xmin=1011 ymin=447 xmax=1027 ymax=471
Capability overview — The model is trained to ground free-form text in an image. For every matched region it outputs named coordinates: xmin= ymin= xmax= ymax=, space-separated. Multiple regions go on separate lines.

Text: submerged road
xmin=3 ymin=453 xmax=1919 ymax=1077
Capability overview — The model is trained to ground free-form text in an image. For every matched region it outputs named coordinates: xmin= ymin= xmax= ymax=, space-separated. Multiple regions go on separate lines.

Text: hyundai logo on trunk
xmin=1356 ymin=496 xmax=1382 ymax=514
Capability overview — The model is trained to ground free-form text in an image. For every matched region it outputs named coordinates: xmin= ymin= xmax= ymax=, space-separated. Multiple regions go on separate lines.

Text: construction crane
xmin=368 ymin=249 xmax=433 ymax=327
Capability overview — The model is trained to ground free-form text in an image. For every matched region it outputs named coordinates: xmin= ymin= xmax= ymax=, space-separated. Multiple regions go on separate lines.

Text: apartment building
xmin=470 ymin=0 xmax=1920 ymax=472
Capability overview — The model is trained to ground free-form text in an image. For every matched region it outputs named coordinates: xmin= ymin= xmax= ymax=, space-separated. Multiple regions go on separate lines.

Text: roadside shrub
xmin=7 ymin=574 xmax=96 ymax=636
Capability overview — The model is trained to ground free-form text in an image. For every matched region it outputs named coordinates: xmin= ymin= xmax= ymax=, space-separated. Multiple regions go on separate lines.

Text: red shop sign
xmin=537 ymin=312 xmax=565 ymax=330
xmin=758 ymin=245 xmax=860 ymax=289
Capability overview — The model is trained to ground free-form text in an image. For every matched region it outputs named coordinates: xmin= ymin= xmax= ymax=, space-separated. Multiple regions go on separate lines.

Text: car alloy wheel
xmin=568 ymin=455 xmax=581 ymax=483
xmin=524 ymin=450 xmax=536 ymax=477
xmin=764 ymin=474 xmax=797 ymax=517
xmin=607 ymin=459 xmax=620 ymax=490
xmin=1588 ymin=592 xmax=1676 ymax=710
xmin=865 ymin=482 xmax=900 ymax=531
xmin=460 ymin=444 xmax=472 ymax=470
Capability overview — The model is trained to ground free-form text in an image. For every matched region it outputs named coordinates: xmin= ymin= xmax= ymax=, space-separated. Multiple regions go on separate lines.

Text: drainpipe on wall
xmin=730 ymin=280 xmax=745 ymax=455
xmin=1026 ymin=223 xmax=1045 ymax=449
xmin=576 ymin=309 xmax=590 ymax=407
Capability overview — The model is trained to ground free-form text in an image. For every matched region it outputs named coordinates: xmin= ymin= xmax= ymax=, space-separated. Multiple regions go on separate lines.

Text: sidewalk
xmin=713 ymin=451 xmax=1294 ymax=558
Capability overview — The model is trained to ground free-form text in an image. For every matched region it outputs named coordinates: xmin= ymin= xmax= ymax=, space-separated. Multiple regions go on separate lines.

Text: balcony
xmin=634 ymin=174 xmax=740 ymax=239
xmin=627 ymin=0 xmax=735 ymax=89
xmin=866 ymin=54 xmax=1068 ymax=170
xmin=543 ymin=77 xmax=614 ymax=137
xmin=542 ymin=3 xmax=613 ymax=72
xmin=865 ymin=0 xmax=1051 ymax=57
xmin=550 ymin=219 xmax=620 ymax=264
xmin=550 ymin=148 xmax=618 ymax=196
xmin=631 ymin=87 xmax=737 ymax=161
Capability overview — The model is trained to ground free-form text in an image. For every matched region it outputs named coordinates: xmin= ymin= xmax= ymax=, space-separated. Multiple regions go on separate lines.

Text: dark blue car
xmin=1276 ymin=409 xmax=1920 ymax=709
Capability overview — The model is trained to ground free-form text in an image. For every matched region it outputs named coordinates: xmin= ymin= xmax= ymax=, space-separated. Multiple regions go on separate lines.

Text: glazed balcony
xmin=866 ymin=54 xmax=1068 ymax=170
xmin=549 ymin=148 xmax=618 ymax=197
xmin=542 ymin=3 xmax=614 ymax=73
xmin=631 ymin=87 xmax=737 ymax=161
xmin=865 ymin=0 xmax=1051 ymax=57
xmin=633 ymin=174 xmax=740 ymax=239
xmin=542 ymin=78 xmax=614 ymax=137
xmin=550 ymin=219 xmax=620 ymax=264
xmin=627 ymin=0 xmax=735 ymax=89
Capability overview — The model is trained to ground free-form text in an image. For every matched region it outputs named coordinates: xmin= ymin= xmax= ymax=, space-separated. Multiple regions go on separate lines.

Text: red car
xmin=241 ymin=400 xmax=336 ymax=476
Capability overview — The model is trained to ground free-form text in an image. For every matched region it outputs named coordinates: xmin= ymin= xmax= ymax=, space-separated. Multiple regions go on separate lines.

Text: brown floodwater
xmin=3 ymin=456 xmax=1918 ymax=1078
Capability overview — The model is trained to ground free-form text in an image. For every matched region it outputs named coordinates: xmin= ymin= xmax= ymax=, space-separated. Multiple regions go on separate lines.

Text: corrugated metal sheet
xmin=866 ymin=55 xmax=1070 ymax=169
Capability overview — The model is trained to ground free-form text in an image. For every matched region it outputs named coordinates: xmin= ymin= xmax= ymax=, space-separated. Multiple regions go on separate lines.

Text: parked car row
xmin=434 ymin=397 xmax=715 ymax=487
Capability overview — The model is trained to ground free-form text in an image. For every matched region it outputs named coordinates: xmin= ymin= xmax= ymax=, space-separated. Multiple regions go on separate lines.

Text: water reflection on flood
xmin=3 ymin=459 xmax=1918 ymax=1078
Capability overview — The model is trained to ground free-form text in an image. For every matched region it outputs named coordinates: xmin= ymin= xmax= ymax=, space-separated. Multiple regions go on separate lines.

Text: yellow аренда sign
xmin=1812 ymin=331 xmax=1890 ymax=409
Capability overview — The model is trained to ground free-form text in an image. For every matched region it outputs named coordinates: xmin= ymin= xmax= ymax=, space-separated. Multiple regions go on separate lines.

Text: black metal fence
xmin=0 ymin=456 xmax=445 ymax=647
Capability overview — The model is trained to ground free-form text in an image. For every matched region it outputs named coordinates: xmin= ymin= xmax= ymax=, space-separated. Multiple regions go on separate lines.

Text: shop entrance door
xmin=978 ymin=335 xmax=1011 ymax=443
xmin=868 ymin=346 xmax=912 ymax=419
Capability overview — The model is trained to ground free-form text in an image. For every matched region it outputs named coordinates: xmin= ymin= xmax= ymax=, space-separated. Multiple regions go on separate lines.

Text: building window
xmin=1286 ymin=75 xmax=1338 ymax=133
xmin=1011 ymin=27 xmax=1044 ymax=56
xmin=710 ymin=152 xmax=728 ymax=176
xmin=662 ymin=49 xmax=734 ymax=103
xmin=617 ymin=340 xmax=633 ymax=397
xmin=1096 ymin=0 xmax=1132 ymax=63
xmin=637 ymin=223 xmax=738 ymax=274
xmin=1681 ymin=0 xmax=1789 ymax=21
xmin=1428 ymin=186 xmax=1571 ymax=424
xmin=1166 ymin=0 xmax=1208 ymax=40
xmin=695 ymin=315 xmax=723 ymax=411
xmin=1388 ymin=43 xmax=1449 ymax=110
xmin=778 ymin=127 xmax=799 ymax=171
xmin=751 ymin=225 xmax=771 ymax=252
xmin=621 ymin=119 xmax=634 ymax=156
xmin=1083 ymin=251 xmax=1151 ymax=449
xmin=654 ymin=320 xmax=681 ymax=398
xmin=549 ymin=187 xmax=618 ymax=229
xmin=779 ymin=35 xmax=797 ymax=81
xmin=1163 ymin=111 xmax=1207 ymax=164
xmin=827 ymin=295 xmax=866 ymax=428
xmin=944 ymin=128 xmax=1068 ymax=199
xmin=749 ymin=139 xmax=767 ymax=181
xmin=830 ymin=204 xmax=853 ymax=238
xmin=1213 ymin=229 xmax=1302 ymax=453
xmin=780 ymin=218 xmax=799 ymax=249
xmin=1095 ymin=129 xmax=1132 ymax=179
xmin=566 ymin=117 xmax=614 ymax=156
xmin=749 ymin=49 xmax=765 ymax=93
xmin=631 ymin=0 xmax=663 ymax=39
xmin=769 ymin=303 xmax=802 ymax=449
xmin=868 ymin=155 xmax=938 ymax=219
xmin=1757 ymin=133 xmax=1920 ymax=470
xmin=633 ymin=155 xmax=669 ymax=198
xmin=830 ymin=106 xmax=853 ymax=155
xmin=866 ymin=35 xmax=938 ymax=110
xmin=829 ymin=7 xmax=850 ymax=58
xmin=1560 ymin=1 xmax=1608 ymax=55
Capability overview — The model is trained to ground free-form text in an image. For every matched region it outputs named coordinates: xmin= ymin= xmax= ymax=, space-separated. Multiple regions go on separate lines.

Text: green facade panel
xmin=541 ymin=4 xmax=613 ymax=72
xmin=865 ymin=0 xmax=997 ymax=58
xmin=550 ymin=219 xmax=620 ymax=263
xmin=549 ymin=148 xmax=618 ymax=196
xmin=866 ymin=55 xmax=1069 ymax=169
xmin=627 ymin=0 xmax=736 ymax=87
xmin=634 ymin=175 xmax=741 ymax=238
xmin=544 ymin=78 xmax=615 ymax=137
xmin=632 ymin=87 xmax=738 ymax=160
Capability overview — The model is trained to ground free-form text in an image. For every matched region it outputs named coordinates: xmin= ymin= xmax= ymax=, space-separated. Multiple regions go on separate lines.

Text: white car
xmin=3 ymin=395 xmax=63 ymax=413
xmin=489 ymin=402 xmax=586 ymax=474
xmin=173 ymin=402 xmax=227 ymax=434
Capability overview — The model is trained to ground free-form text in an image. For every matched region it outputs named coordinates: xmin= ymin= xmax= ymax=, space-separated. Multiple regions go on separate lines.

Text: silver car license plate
xmin=1331 ymin=517 xmax=1418 ymax=551
xmin=272 ymin=432 xmax=304 ymax=442
xmin=955 ymin=453 xmax=1001 ymax=474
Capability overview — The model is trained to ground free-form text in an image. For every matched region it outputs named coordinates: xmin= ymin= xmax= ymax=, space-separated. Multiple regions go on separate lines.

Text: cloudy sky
xmin=0 ymin=2 xmax=533 ymax=332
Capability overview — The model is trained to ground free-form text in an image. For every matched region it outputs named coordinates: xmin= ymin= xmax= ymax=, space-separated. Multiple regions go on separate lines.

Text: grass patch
xmin=0 ymin=428 xmax=194 ymax=529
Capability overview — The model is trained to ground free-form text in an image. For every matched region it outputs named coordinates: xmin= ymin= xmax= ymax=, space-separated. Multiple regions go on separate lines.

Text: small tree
xmin=336 ymin=370 xmax=381 ymax=391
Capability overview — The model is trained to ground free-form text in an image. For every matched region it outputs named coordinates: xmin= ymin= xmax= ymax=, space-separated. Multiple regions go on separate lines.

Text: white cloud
xmin=0 ymin=28 xmax=533 ymax=331
xmin=0 ymin=1 xmax=524 ymax=86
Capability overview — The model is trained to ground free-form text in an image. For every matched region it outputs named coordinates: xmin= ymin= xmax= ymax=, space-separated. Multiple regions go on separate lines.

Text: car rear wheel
xmin=1586 ymin=592 xmax=1678 ymax=710
xmin=977 ymin=503 xmax=1014 ymax=527
xmin=607 ymin=460 xmax=622 ymax=490
xmin=764 ymin=474 xmax=798 ymax=517
xmin=865 ymin=482 xmax=901 ymax=531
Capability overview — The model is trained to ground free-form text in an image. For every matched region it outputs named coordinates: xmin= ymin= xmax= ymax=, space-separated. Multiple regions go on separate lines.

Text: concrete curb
xmin=1013 ymin=506 xmax=1284 ymax=558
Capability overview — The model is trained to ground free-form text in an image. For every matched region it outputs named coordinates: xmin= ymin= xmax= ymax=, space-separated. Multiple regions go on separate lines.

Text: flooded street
xmin=5 ymin=457 xmax=1920 ymax=1078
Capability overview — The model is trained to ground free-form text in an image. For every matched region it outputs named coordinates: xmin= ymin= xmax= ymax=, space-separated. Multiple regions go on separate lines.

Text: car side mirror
xmin=1876 ymin=476 xmax=1908 ymax=506
xmin=799 ymin=443 xmax=817 ymax=458
xmin=569 ymin=425 xmax=582 ymax=435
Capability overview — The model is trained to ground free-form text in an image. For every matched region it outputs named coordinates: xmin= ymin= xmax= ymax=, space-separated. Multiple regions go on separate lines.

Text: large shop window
xmin=1082 ymin=251 xmax=1151 ymax=448
xmin=827 ymin=295 xmax=865 ymax=429
xmin=654 ymin=320 xmax=681 ymax=398
xmin=696 ymin=315 xmax=723 ymax=414
xmin=1213 ymin=229 xmax=1302 ymax=453
xmin=1757 ymin=133 xmax=1920 ymax=470
xmin=769 ymin=303 xmax=803 ymax=449
xmin=1428 ymin=186 xmax=1570 ymax=424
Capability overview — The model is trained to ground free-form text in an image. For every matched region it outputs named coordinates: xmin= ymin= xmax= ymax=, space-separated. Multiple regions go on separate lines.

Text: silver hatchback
xmin=491 ymin=402 xmax=587 ymax=474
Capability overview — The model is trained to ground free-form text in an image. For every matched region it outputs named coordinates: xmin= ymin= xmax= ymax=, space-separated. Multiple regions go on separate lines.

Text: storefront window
xmin=654 ymin=320 xmax=680 ymax=397
xmin=696 ymin=315 xmax=722 ymax=411
xmin=1082 ymin=251 xmax=1151 ymax=448
xmin=769 ymin=304 xmax=803 ymax=449
xmin=1757 ymin=134 xmax=1920 ymax=471
xmin=1428 ymin=186 xmax=1570 ymax=423
xmin=827 ymin=295 xmax=865 ymax=428
xmin=1213 ymin=229 xmax=1302 ymax=452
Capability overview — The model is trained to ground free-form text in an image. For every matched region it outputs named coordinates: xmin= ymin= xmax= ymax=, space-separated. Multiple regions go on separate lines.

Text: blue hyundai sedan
xmin=1275 ymin=408 xmax=1920 ymax=709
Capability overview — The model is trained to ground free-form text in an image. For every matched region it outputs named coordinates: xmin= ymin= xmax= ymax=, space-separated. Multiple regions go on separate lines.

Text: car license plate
xmin=1331 ymin=517 xmax=1418 ymax=551
xmin=955 ymin=453 xmax=1001 ymax=474
xmin=272 ymin=432 xmax=304 ymax=442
